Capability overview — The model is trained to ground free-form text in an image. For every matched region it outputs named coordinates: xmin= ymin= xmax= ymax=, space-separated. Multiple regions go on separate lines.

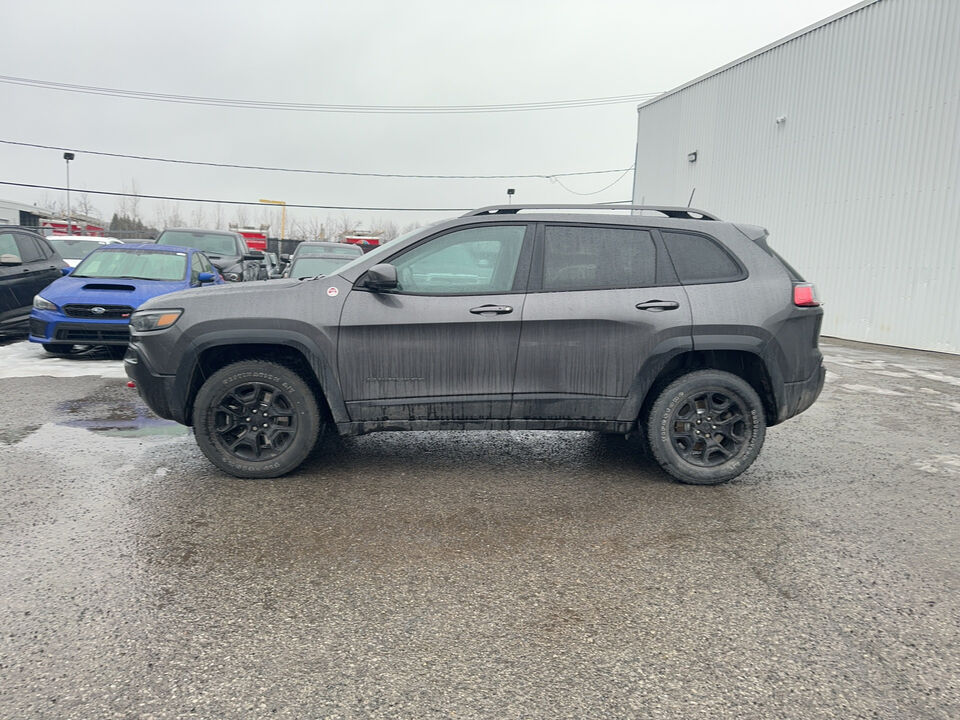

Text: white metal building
xmin=632 ymin=0 xmax=959 ymax=353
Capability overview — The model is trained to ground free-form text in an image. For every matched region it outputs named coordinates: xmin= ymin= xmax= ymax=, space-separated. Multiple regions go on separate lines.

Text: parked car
xmin=126 ymin=204 xmax=824 ymax=485
xmin=46 ymin=236 xmax=124 ymax=267
xmin=29 ymin=243 xmax=223 ymax=355
xmin=261 ymin=251 xmax=285 ymax=279
xmin=283 ymin=241 xmax=363 ymax=264
xmin=0 ymin=227 xmax=68 ymax=336
xmin=153 ymin=228 xmax=262 ymax=282
xmin=284 ymin=253 xmax=358 ymax=279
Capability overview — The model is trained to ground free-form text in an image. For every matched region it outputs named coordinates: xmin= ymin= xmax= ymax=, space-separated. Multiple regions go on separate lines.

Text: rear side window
xmin=0 ymin=232 xmax=20 ymax=260
xmin=662 ymin=231 xmax=743 ymax=284
xmin=543 ymin=226 xmax=656 ymax=291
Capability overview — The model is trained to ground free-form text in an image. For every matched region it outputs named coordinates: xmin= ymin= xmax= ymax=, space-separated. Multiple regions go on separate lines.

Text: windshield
xmin=288 ymin=256 xmax=357 ymax=278
xmin=73 ymin=249 xmax=188 ymax=281
xmin=48 ymin=238 xmax=107 ymax=260
xmin=157 ymin=231 xmax=238 ymax=256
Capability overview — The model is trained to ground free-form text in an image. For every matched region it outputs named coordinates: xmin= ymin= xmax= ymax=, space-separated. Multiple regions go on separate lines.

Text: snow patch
xmin=0 ymin=341 xmax=126 ymax=379
xmin=839 ymin=384 xmax=905 ymax=396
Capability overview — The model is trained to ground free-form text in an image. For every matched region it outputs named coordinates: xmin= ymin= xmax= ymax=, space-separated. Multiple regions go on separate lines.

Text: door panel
xmin=338 ymin=292 xmax=524 ymax=420
xmin=512 ymin=287 xmax=691 ymax=420
xmin=337 ymin=223 xmax=532 ymax=422
xmin=511 ymin=223 xmax=692 ymax=421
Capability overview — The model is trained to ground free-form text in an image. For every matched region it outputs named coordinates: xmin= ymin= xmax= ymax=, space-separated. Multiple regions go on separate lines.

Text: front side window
xmin=74 ymin=249 xmax=187 ymax=281
xmin=543 ymin=225 xmax=656 ymax=291
xmin=391 ymin=225 xmax=526 ymax=295
xmin=190 ymin=253 xmax=202 ymax=284
xmin=0 ymin=232 xmax=20 ymax=260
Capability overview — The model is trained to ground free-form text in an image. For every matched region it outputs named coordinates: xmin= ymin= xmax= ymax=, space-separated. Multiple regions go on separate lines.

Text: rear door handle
xmin=470 ymin=304 xmax=513 ymax=315
xmin=636 ymin=300 xmax=680 ymax=311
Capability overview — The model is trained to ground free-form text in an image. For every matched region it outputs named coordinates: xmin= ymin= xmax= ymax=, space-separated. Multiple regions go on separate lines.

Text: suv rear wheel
xmin=192 ymin=360 xmax=322 ymax=478
xmin=647 ymin=369 xmax=766 ymax=485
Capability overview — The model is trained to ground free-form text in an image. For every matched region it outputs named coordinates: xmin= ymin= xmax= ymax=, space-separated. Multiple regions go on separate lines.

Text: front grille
xmin=55 ymin=324 xmax=130 ymax=343
xmin=62 ymin=304 xmax=135 ymax=319
xmin=29 ymin=318 xmax=47 ymax=337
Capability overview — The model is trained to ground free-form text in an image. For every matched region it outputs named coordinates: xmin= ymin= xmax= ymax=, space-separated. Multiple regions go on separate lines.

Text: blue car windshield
xmin=157 ymin=231 xmax=238 ymax=256
xmin=73 ymin=249 xmax=188 ymax=281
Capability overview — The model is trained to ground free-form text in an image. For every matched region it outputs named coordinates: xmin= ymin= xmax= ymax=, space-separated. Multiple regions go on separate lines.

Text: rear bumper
xmin=777 ymin=363 xmax=825 ymax=423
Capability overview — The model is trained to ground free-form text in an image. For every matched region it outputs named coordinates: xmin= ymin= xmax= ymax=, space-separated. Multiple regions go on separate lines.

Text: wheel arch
xmin=626 ymin=348 xmax=780 ymax=431
xmin=177 ymin=332 xmax=346 ymax=427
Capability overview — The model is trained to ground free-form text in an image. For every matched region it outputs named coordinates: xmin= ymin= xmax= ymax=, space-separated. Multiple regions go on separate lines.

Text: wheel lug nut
xmin=263 ymin=423 xmax=268 ymax=428
xmin=245 ymin=417 xmax=251 ymax=422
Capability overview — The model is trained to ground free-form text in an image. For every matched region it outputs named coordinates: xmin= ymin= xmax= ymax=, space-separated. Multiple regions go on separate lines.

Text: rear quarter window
xmin=662 ymin=231 xmax=744 ymax=284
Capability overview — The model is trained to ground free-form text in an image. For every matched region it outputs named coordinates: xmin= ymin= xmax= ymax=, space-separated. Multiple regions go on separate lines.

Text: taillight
xmin=793 ymin=283 xmax=820 ymax=307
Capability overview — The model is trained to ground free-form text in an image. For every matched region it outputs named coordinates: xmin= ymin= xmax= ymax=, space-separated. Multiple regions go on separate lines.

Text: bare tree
xmin=213 ymin=203 xmax=224 ymax=229
xmin=190 ymin=203 xmax=207 ymax=227
xmin=155 ymin=201 xmax=185 ymax=229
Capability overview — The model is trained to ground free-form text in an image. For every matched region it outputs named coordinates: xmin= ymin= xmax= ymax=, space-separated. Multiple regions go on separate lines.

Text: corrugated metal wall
xmin=633 ymin=0 xmax=960 ymax=353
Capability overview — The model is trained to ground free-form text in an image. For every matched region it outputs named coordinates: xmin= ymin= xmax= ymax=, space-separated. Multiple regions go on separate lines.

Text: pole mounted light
xmin=63 ymin=152 xmax=75 ymax=234
xmin=258 ymin=198 xmax=286 ymax=240
xmin=507 ymin=188 xmax=515 ymax=205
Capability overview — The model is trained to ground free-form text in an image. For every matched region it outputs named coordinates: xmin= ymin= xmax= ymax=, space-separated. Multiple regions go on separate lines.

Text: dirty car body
xmin=126 ymin=205 xmax=825 ymax=485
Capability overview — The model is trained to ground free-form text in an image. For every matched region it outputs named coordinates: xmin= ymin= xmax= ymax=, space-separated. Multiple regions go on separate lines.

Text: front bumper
xmin=124 ymin=345 xmax=184 ymax=423
xmin=29 ymin=310 xmax=130 ymax=346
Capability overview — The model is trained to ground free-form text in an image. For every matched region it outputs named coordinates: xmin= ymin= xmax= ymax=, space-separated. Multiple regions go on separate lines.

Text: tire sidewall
xmin=193 ymin=361 xmax=320 ymax=479
xmin=648 ymin=370 xmax=766 ymax=485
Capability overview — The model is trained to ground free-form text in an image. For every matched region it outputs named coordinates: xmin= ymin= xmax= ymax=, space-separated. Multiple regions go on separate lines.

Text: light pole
xmin=506 ymin=188 xmax=515 ymax=205
xmin=63 ymin=152 xmax=75 ymax=234
xmin=258 ymin=198 xmax=286 ymax=240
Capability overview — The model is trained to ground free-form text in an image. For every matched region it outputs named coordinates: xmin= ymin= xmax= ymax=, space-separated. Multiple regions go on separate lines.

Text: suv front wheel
xmin=647 ymin=370 xmax=766 ymax=485
xmin=193 ymin=360 xmax=322 ymax=478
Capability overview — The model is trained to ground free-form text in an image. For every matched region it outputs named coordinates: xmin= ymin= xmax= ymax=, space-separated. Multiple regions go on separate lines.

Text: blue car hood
xmin=40 ymin=275 xmax=189 ymax=310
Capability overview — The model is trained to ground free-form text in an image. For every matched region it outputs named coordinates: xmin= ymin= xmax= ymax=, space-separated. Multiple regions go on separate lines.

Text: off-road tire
xmin=193 ymin=360 xmax=322 ymax=479
xmin=647 ymin=369 xmax=766 ymax=485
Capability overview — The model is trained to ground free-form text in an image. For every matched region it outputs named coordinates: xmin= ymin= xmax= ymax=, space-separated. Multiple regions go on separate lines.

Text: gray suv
xmin=125 ymin=205 xmax=824 ymax=485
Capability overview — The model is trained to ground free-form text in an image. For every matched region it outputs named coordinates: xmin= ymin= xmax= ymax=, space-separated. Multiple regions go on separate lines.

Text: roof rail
xmin=463 ymin=204 xmax=720 ymax=221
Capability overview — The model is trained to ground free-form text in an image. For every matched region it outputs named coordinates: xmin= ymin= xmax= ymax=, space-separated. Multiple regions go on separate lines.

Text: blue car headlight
xmin=130 ymin=309 xmax=183 ymax=332
xmin=33 ymin=295 xmax=57 ymax=311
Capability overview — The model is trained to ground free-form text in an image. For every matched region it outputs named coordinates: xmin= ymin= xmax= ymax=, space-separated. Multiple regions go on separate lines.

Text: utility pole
xmin=259 ymin=198 xmax=286 ymax=240
xmin=64 ymin=152 xmax=75 ymax=234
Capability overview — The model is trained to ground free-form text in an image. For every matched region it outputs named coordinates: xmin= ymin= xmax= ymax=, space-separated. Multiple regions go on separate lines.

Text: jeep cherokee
xmin=125 ymin=205 xmax=824 ymax=485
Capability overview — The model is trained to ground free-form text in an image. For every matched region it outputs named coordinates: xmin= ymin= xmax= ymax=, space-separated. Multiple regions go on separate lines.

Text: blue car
xmin=29 ymin=243 xmax=223 ymax=356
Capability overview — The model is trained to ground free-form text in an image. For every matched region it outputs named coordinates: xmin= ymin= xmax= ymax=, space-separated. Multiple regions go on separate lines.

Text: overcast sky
xmin=0 ymin=0 xmax=857 ymax=234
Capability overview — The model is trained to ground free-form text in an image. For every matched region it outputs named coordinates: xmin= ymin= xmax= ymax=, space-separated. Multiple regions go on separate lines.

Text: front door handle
xmin=636 ymin=300 xmax=680 ymax=311
xmin=470 ymin=304 xmax=513 ymax=315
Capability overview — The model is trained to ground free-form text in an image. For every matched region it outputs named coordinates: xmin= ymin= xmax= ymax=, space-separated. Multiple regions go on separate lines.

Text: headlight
xmin=33 ymin=295 xmax=57 ymax=311
xmin=130 ymin=309 xmax=183 ymax=332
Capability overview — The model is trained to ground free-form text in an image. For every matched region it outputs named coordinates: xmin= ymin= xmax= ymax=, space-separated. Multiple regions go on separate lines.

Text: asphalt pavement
xmin=0 ymin=338 xmax=957 ymax=719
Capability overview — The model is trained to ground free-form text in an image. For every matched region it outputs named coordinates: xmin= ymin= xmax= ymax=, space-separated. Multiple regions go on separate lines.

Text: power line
xmin=0 ymin=181 xmax=632 ymax=213
xmin=0 ymin=139 xmax=633 ymax=180
xmin=0 ymin=74 xmax=662 ymax=114
xmin=551 ymin=167 xmax=634 ymax=196
xmin=0 ymin=181 xmax=471 ymax=212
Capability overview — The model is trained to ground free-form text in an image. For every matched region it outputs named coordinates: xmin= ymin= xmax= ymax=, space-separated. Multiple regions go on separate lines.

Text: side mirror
xmin=243 ymin=252 xmax=264 ymax=261
xmin=280 ymin=253 xmax=291 ymax=263
xmin=363 ymin=263 xmax=398 ymax=291
xmin=0 ymin=253 xmax=22 ymax=266
xmin=198 ymin=271 xmax=216 ymax=283
xmin=61 ymin=266 xmax=73 ymax=276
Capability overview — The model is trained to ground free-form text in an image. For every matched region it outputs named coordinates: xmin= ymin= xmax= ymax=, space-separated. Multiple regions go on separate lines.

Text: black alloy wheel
xmin=668 ymin=389 xmax=749 ymax=467
xmin=213 ymin=380 xmax=299 ymax=461
xmin=647 ymin=369 xmax=766 ymax=485
xmin=193 ymin=360 xmax=321 ymax=478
